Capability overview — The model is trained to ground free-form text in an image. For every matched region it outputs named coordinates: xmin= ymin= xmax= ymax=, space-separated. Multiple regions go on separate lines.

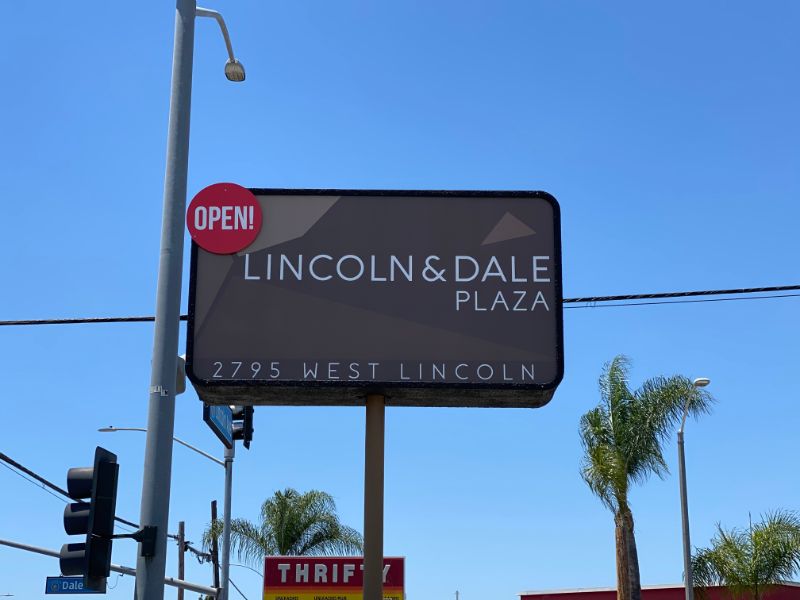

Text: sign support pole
xmin=363 ymin=393 xmax=385 ymax=600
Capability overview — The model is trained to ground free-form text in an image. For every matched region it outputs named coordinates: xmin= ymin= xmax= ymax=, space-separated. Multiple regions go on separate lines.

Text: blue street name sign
xmin=45 ymin=576 xmax=103 ymax=594
xmin=203 ymin=403 xmax=233 ymax=448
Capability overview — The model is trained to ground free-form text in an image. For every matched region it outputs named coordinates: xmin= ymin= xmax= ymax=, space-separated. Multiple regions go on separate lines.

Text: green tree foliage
xmin=580 ymin=355 xmax=714 ymax=600
xmin=204 ymin=488 xmax=363 ymax=569
xmin=692 ymin=510 xmax=800 ymax=600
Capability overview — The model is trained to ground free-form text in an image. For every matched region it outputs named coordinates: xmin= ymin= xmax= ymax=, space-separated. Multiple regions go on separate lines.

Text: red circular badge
xmin=187 ymin=183 xmax=262 ymax=254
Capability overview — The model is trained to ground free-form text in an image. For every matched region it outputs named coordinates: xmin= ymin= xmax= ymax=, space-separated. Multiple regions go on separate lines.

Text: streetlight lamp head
xmin=98 ymin=427 xmax=116 ymax=432
xmin=693 ymin=377 xmax=711 ymax=388
xmin=224 ymin=59 xmax=245 ymax=82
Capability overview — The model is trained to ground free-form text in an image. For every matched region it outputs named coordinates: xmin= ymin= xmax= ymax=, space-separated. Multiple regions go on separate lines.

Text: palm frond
xmin=229 ymin=518 xmax=275 ymax=566
xmin=202 ymin=517 xmax=274 ymax=568
xmin=692 ymin=512 xmax=800 ymax=600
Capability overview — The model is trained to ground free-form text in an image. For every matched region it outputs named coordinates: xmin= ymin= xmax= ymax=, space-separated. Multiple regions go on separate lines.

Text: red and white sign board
xmin=263 ymin=557 xmax=404 ymax=600
xmin=186 ymin=183 xmax=262 ymax=254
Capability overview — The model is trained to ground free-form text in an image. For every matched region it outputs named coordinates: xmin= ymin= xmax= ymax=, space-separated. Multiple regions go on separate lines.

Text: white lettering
xmin=209 ymin=206 xmax=222 ymax=229
xmin=194 ymin=206 xmax=208 ymax=230
xmin=296 ymin=563 xmax=309 ymax=583
xmin=235 ymin=205 xmax=248 ymax=229
xmin=309 ymin=255 xmax=333 ymax=281
xmin=477 ymin=364 xmax=494 ymax=381
xmin=455 ymin=363 xmax=468 ymax=380
xmin=244 ymin=254 xmax=260 ymax=280
xmin=221 ymin=205 xmax=233 ymax=230
xmin=303 ymin=363 xmax=318 ymax=379
xmin=337 ymin=255 xmax=365 ymax=282
xmin=481 ymin=256 xmax=507 ymax=282
xmin=473 ymin=293 xmax=487 ymax=311
xmin=343 ymin=564 xmax=355 ymax=583
xmin=314 ymin=564 xmax=327 ymax=583
xmin=278 ymin=564 xmax=290 ymax=583
xmin=280 ymin=255 xmax=303 ymax=280
xmin=491 ymin=291 xmax=509 ymax=311
xmin=511 ymin=256 xmax=527 ymax=282
xmin=513 ymin=290 xmax=527 ymax=311
xmin=456 ymin=290 xmax=469 ymax=310
xmin=348 ymin=362 xmax=360 ymax=380
xmin=522 ymin=363 xmax=535 ymax=381
xmin=532 ymin=256 xmax=551 ymax=282
xmin=370 ymin=255 xmax=387 ymax=281
xmin=328 ymin=362 xmax=340 ymax=380
xmin=455 ymin=256 xmax=479 ymax=282
xmin=432 ymin=363 xmax=446 ymax=380
xmin=532 ymin=290 xmax=550 ymax=310
xmin=390 ymin=256 xmax=413 ymax=281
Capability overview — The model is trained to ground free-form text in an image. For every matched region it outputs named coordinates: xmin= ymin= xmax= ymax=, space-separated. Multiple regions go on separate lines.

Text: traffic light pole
xmin=220 ymin=445 xmax=234 ymax=600
xmin=0 ymin=538 xmax=218 ymax=597
xmin=137 ymin=0 xmax=195 ymax=598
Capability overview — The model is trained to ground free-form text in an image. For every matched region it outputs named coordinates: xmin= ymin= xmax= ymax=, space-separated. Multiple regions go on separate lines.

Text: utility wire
xmin=0 ymin=285 xmax=797 ymax=327
xmin=0 ymin=452 xmax=173 ymax=538
xmin=0 ymin=461 xmax=68 ymax=504
xmin=4 ymin=453 xmax=239 ymax=589
xmin=564 ymin=292 xmax=800 ymax=309
xmin=561 ymin=284 xmax=800 ymax=303
xmin=0 ymin=452 xmax=71 ymax=498
xmin=231 ymin=563 xmax=263 ymax=577
xmin=229 ymin=577 xmax=249 ymax=600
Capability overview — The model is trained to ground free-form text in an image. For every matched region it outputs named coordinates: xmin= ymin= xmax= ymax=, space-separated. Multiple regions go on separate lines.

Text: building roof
xmin=519 ymin=583 xmax=800 ymax=597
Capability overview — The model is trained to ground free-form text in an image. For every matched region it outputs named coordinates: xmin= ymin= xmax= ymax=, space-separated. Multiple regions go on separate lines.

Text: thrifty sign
xmin=263 ymin=557 xmax=404 ymax=600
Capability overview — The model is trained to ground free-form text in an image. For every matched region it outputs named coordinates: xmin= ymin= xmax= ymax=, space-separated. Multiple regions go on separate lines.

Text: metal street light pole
xmin=137 ymin=1 xmax=196 ymax=594
xmin=100 ymin=427 xmax=224 ymax=466
xmin=138 ymin=1 xmax=243 ymax=598
xmin=99 ymin=427 xmax=232 ymax=599
xmin=220 ymin=445 xmax=234 ymax=600
xmin=678 ymin=377 xmax=710 ymax=600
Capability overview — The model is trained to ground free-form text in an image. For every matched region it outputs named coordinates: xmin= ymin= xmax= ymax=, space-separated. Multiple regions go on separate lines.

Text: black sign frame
xmin=186 ymin=189 xmax=564 ymax=408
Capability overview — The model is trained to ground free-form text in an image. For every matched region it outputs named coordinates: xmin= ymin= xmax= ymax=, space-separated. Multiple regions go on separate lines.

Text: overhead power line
xmin=1 ymin=451 xmax=213 ymax=560
xmin=0 ymin=461 xmax=69 ymax=505
xmin=561 ymin=284 xmax=800 ymax=304
xmin=0 ymin=452 xmax=176 ymax=539
xmin=0 ymin=285 xmax=797 ymax=327
xmin=564 ymin=292 xmax=800 ymax=309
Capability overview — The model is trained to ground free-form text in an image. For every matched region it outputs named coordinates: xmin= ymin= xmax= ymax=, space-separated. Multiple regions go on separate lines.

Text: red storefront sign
xmin=263 ymin=556 xmax=404 ymax=600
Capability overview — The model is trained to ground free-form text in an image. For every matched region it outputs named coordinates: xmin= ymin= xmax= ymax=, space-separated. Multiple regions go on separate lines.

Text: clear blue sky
xmin=1 ymin=1 xmax=799 ymax=599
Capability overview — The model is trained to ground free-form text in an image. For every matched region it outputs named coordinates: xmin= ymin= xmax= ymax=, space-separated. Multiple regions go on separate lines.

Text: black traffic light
xmin=60 ymin=447 xmax=119 ymax=592
xmin=231 ymin=405 xmax=254 ymax=449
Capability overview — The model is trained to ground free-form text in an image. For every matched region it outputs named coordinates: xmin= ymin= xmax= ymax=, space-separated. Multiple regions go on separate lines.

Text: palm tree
xmin=692 ymin=510 xmax=800 ymax=600
xmin=580 ymin=355 xmax=714 ymax=600
xmin=204 ymin=488 xmax=363 ymax=569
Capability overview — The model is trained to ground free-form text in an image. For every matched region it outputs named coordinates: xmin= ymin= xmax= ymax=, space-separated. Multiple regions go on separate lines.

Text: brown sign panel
xmin=186 ymin=189 xmax=563 ymax=408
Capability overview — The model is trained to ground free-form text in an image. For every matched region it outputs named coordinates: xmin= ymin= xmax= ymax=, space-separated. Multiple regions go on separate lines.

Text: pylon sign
xmin=187 ymin=189 xmax=563 ymax=408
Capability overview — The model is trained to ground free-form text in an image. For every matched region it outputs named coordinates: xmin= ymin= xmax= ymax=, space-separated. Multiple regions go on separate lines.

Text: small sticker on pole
xmin=187 ymin=183 xmax=262 ymax=254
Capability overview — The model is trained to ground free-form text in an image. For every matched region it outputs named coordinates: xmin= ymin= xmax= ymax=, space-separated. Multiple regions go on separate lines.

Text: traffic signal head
xmin=60 ymin=447 xmax=119 ymax=592
xmin=231 ymin=405 xmax=254 ymax=449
